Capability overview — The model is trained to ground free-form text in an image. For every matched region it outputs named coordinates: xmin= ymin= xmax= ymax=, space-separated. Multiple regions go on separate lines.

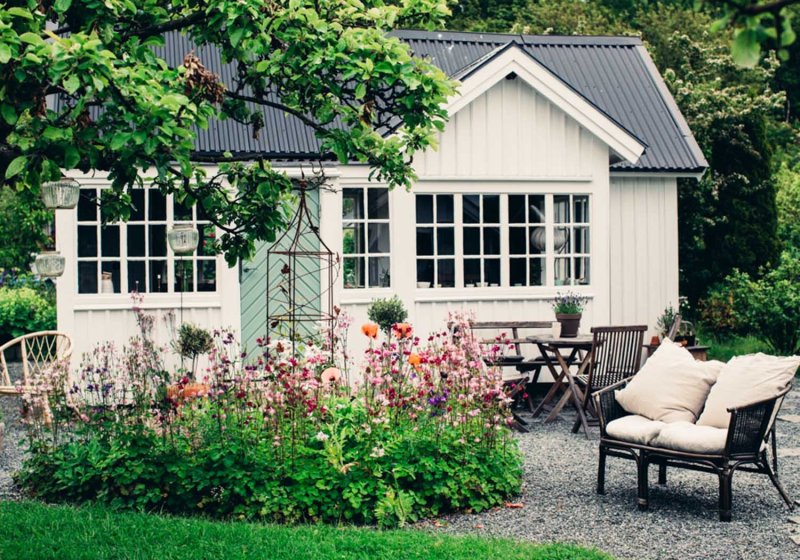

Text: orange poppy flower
xmin=361 ymin=322 xmax=379 ymax=339
xmin=392 ymin=323 xmax=413 ymax=339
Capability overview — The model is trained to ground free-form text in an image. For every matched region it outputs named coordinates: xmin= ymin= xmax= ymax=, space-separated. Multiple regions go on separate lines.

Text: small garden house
xmin=55 ymin=30 xmax=707 ymax=359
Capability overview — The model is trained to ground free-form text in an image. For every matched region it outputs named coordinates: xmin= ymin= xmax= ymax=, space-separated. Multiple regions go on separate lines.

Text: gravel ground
xmin=0 ymin=391 xmax=24 ymax=501
xmin=426 ymin=389 xmax=800 ymax=560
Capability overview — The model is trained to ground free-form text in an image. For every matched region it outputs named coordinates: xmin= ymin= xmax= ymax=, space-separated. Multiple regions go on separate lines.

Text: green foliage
xmin=16 ymin=401 xmax=522 ymax=526
xmin=0 ymin=187 xmax=52 ymax=271
xmin=551 ymin=291 xmax=587 ymax=315
xmin=172 ymin=322 xmax=213 ymax=376
xmin=702 ymin=250 xmax=800 ymax=354
xmin=367 ymin=295 xmax=408 ymax=333
xmin=0 ymin=0 xmax=456 ymax=264
xmin=775 ymin=162 xmax=800 ymax=248
xmin=656 ymin=304 xmax=678 ymax=337
xmin=0 ymin=285 xmax=56 ymax=343
xmin=0 ymin=502 xmax=615 ymax=560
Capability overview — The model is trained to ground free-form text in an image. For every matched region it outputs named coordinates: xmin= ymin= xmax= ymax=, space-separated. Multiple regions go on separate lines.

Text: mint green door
xmin=239 ymin=190 xmax=322 ymax=351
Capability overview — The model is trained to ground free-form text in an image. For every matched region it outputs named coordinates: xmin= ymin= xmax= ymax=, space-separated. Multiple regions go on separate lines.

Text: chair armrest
xmin=594 ymin=378 xmax=632 ymax=437
xmin=725 ymin=385 xmax=791 ymax=457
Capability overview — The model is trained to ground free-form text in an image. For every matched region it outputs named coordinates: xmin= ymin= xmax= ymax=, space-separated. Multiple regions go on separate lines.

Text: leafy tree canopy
xmin=0 ymin=0 xmax=456 ymax=264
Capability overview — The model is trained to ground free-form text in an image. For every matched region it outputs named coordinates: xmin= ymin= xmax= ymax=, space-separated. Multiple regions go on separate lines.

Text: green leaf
xmin=19 ymin=32 xmax=44 ymax=46
xmin=1 ymin=104 xmax=17 ymax=126
xmin=54 ymin=0 xmax=72 ymax=14
xmin=355 ymin=83 xmax=367 ymax=99
xmin=0 ymin=44 xmax=12 ymax=64
xmin=5 ymin=156 xmax=27 ymax=179
xmin=63 ymin=75 xmax=81 ymax=94
xmin=7 ymin=7 xmax=33 ymax=19
xmin=64 ymin=145 xmax=80 ymax=168
xmin=731 ymin=29 xmax=761 ymax=68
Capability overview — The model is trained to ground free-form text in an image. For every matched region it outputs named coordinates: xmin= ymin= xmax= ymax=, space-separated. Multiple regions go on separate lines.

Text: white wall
xmin=609 ymin=175 xmax=680 ymax=335
xmin=56 ymin=170 xmax=241 ymax=370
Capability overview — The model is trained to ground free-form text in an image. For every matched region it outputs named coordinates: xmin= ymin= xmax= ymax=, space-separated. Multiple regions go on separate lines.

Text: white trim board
xmin=447 ymin=44 xmax=646 ymax=165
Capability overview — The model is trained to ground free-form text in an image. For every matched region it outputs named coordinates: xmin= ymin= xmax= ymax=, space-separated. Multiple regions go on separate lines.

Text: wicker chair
xmin=0 ymin=331 xmax=73 ymax=395
xmin=595 ymin=378 xmax=794 ymax=521
xmin=571 ymin=325 xmax=647 ymax=434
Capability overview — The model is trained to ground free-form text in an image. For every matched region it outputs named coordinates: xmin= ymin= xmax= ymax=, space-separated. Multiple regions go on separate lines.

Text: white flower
xmin=315 ymin=431 xmax=329 ymax=442
xmin=370 ymin=446 xmax=386 ymax=458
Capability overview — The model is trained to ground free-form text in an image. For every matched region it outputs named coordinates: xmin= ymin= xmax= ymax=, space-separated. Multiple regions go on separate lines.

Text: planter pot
xmin=41 ymin=179 xmax=80 ymax=209
xmin=34 ymin=250 xmax=65 ymax=278
xmin=556 ymin=313 xmax=582 ymax=338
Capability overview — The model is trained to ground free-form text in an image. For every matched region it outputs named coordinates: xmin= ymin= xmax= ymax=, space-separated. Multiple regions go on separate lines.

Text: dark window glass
xmin=128 ymin=225 xmax=145 ymax=257
xmin=484 ymin=259 xmax=500 ymax=285
xmin=174 ymin=259 xmax=194 ymax=292
xmin=575 ymin=257 xmax=590 ymax=285
xmin=463 ymin=195 xmax=480 ymax=224
xmin=369 ymin=257 xmax=390 ymax=287
xmin=437 ymin=228 xmax=454 ymax=255
xmin=510 ymin=259 xmax=526 ymax=286
xmin=197 ymin=201 xmax=210 ymax=221
xmin=416 ymin=195 xmax=433 ymax=223
xmin=342 ymin=189 xmax=364 ymax=220
xmin=198 ymin=260 xmax=217 ymax=292
xmin=128 ymin=261 xmax=146 ymax=293
xmin=530 ymin=258 xmax=545 ymax=286
xmin=436 ymin=195 xmax=454 ymax=223
xmin=530 ymin=195 xmax=546 ymax=223
xmin=342 ymin=224 xmax=364 ymax=254
xmin=416 ymin=227 xmax=434 ymax=256
xmin=483 ymin=227 xmax=500 ymax=255
xmin=148 ymin=189 xmax=167 ymax=221
xmin=368 ymin=223 xmax=390 ymax=253
xmin=483 ymin=195 xmax=500 ymax=223
xmin=78 ymin=262 xmax=97 ymax=294
xmin=198 ymin=224 xmax=216 ymax=257
xmin=77 ymin=189 xmax=97 ymax=222
xmin=510 ymin=227 xmax=526 ymax=255
xmin=464 ymin=228 xmax=480 ymax=255
xmin=367 ymin=188 xmax=389 ymax=219
xmin=438 ymin=259 xmax=455 ymax=288
xmin=101 ymin=225 xmax=120 ymax=257
xmin=174 ymin=199 xmax=193 ymax=221
xmin=554 ymin=195 xmax=570 ymax=223
xmin=575 ymin=227 xmax=590 ymax=254
xmin=508 ymin=195 xmax=526 ymax=223
xmin=343 ymin=256 xmax=364 ymax=288
xmin=416 ymin=260 xmax=433 ymax=284
xmin=78 ymin=225 xmax=97 ymax=257
xmin=150 ymin=260 xmax=168 ymax=293
xmin=464 ymin=258 xmax=481 ymax=285
xmin=149 ymin=225 xmax=167 ymax=257
xmin=100 ymin=262 xmax=121 ymax=294
xmin=574 ymin=195 xmax=589 ymax=223
xmin=130 ymin=189 xmax=145 ymax=221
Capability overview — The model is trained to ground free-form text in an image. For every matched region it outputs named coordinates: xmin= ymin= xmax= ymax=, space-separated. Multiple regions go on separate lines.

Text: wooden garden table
xmin=527 ymin=334 xmax=595 ymax=438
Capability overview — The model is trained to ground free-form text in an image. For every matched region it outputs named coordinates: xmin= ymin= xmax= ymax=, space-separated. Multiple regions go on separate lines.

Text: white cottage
xmin=55 ymin=30 xmax=707 ymax=362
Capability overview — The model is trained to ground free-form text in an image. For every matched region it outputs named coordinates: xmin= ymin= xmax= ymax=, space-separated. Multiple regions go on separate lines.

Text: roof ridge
xmin=391 ymin=29 xmax=643 ymax=46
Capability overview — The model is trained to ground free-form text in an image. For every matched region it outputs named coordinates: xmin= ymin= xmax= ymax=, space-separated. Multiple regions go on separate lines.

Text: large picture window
xmin=413 ymin=192 xmax=590 ymax=288
xmin=76 ymin=187 xmax=217 ymax=294
xmin=342 ymin=186 xmax=390 ymax=289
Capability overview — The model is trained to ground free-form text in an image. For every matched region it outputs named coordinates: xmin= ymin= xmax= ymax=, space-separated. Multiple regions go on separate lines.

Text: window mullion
xmin=545 ymin=194 xmax=555 ymax=286
xmin=455 ymin=195 xmax=464 ymax=288
xmin=500 ymin=194 xmax=509 ymax=288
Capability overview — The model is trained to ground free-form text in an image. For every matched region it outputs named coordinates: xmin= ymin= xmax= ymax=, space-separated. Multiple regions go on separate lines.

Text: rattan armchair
xmin=594 ymin=378 xmax=794 ymax=521
xmin=0 ymin=331 xmax=73 ymax=395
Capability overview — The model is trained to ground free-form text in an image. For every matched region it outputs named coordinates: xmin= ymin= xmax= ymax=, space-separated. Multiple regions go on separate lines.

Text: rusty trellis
xmin=265 ymin=185 xmax=339 ymax=354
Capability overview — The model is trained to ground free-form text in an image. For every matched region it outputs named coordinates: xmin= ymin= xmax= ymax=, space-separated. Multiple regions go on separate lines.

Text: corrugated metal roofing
xmin=67 ymin=30 xmax=708 ymax=172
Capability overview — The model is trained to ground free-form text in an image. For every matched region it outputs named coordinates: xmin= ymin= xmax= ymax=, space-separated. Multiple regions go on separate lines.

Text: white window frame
xmin=415 ymin=194 xmax=456 ymax=288
xmin=75 ymin=185 xmax=218 ymax=296
xmin=341 ymin=185 xmax=391 ymax=290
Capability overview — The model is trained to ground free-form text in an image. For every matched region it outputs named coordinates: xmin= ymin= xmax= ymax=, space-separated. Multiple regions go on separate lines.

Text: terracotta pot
xmin=556 ymin=313 xmax=582 ymax=338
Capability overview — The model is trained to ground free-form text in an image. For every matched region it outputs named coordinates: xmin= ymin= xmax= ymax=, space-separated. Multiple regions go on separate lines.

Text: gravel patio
xmin=2 ymin=375 xmax=799 ymax=560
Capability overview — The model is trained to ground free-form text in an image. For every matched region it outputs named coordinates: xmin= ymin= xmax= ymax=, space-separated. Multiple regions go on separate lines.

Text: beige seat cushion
xmin=697 ymin=353 xmax=800 ymax=429
xmin=606 ymin=415 xmax=665 ymax=445
xmin=651 ymin=422 xmax=728 ymax=455
xmin=615 ymin=339 xmax=724 ymax=423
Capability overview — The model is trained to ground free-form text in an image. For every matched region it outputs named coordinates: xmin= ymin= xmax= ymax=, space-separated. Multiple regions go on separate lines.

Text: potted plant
xmin=552 ymin=291 xmax=588 ymax=338
xmin=367 ymin=295 xmax=408 ymax=336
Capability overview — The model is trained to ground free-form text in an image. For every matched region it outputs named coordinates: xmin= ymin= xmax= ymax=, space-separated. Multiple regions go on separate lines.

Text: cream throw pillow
xmin=696 ymin=353 xmax=800 ymax=429
xmin=615 ymin=339 xmax=724 ymax=423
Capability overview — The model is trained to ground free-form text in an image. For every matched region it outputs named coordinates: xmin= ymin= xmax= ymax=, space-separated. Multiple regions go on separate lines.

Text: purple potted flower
xmin=552 ymin=291 xmax=588 ymax=338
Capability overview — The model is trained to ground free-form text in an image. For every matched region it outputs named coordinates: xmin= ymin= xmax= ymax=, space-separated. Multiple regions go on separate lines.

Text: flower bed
xmin=15 ymin=309 xmax=522 ymax=526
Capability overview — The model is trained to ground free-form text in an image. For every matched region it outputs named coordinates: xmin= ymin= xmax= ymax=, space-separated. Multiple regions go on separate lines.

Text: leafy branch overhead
xmin=0 ymin=0 xmax=456 ymax=264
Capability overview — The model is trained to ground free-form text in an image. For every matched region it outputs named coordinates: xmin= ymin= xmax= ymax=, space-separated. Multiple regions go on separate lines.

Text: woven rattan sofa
xmin=593 ymin=347 xmax=798 ymax=522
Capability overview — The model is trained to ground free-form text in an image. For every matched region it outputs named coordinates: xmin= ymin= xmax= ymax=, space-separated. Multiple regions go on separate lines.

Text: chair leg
xmin=763 ymin=457 xmax=794 ymax=509
xmin=637 ymin=451 xmax=649 ymax=511
xmin=597 ymin=444 xmax=607 ymax=495
xmin=718 ymin=466 xmax=733 ymax=522
xmin=658 ymin=462 xmax=667 ymax=485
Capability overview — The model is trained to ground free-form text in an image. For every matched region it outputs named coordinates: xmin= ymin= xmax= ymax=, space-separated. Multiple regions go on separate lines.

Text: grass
xmin=0 ymin=501 xmax=612 ymax=560
xmin=703 ymin=334 xmax=772 ymax=362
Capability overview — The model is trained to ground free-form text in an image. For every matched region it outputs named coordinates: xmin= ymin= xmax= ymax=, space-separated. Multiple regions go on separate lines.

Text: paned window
xmin=76 ymin=187 xmax=217 ymax=294
xmin=463 ymin=194 xmax=501 ymax=287
xmin=415 ymin=194 xmax=455 ymax=288
xmin=509 ymin=194 xmax=546 ymax=287
xmin=554 ymin=194 xmax=590 ymax=286
xmin=342 ymin=186 xmax=390 ymax=288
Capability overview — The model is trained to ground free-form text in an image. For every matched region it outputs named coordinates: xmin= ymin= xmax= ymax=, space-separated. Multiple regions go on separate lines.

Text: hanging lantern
xmin=167 ymin=223 xmax=199 ymax=255
xmin=40 ymin=178 xmax=80 ymax=209
xmin=34 ymin=251 xmax=65 ymax=278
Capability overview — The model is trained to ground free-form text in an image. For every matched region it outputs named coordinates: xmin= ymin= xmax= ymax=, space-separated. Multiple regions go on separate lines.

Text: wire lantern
xmin=265 ymin=182 xmax=339 ymax=355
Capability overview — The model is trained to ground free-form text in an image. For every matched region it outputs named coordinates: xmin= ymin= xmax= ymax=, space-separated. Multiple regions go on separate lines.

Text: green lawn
xmin=0 ymin=501 xmax=611 ymax=560
xmin=704 ymin=334 xmax=772 ymax=362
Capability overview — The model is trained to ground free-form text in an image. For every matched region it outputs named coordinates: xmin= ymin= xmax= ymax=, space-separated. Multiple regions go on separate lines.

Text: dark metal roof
xmin=73 ymin=30 xmax=708 ymax=173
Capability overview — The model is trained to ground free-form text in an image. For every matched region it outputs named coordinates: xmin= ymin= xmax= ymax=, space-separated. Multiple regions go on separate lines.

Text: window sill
xmin=414 ymin=287 xmax=594 ymax=303
xmin=73 ymin=292 xmax=222 ymax=311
